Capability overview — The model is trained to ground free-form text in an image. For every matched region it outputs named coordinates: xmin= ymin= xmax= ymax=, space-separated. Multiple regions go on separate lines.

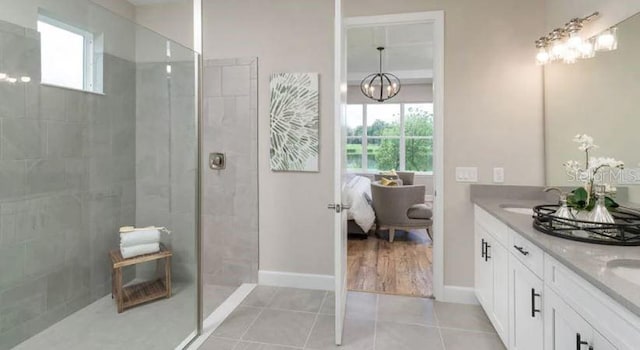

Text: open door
xmin=331 ymin=0 xmax=347 ymax=345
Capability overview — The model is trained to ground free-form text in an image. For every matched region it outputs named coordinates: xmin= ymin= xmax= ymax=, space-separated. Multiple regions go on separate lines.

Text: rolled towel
xmin=120 ymin=228 xmax=161 ymax=247
xmin=121 ymin=243 xmax=160 ymax=259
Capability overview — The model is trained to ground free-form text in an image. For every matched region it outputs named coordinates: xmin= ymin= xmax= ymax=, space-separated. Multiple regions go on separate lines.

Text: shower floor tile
xmin=13 ymin=282 xmax=237 ymax=350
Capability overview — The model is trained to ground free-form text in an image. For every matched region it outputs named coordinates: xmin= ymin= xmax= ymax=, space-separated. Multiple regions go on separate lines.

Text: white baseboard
xmin=441 ymin=285 xmax=478 ymax=305
xmin=259 ymin=270 xmax=334 ymax=291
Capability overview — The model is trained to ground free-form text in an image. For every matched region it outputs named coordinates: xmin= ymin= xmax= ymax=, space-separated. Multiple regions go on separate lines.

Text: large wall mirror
xmin=545 ymin=11 xmax=640 ymax=204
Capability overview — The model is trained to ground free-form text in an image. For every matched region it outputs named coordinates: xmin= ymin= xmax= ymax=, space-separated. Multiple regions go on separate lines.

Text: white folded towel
xmin=120 ymin=243 xmax=160 ymax=259
xmin=120 ymin=228 xmax=161 ymax=247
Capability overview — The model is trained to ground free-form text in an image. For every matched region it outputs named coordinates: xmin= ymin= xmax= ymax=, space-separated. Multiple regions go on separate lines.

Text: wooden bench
xmin=109 ymin=243 xmax=172 ymax=313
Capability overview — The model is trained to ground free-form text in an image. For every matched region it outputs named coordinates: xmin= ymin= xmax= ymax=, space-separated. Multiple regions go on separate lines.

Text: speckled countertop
xmin=470 ymin=185 xmax=640 ymax=318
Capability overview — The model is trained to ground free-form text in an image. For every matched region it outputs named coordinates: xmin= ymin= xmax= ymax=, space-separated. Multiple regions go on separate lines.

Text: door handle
xmin=481 ymin=239 xmax=486 ymax=258
xmin=576 ymin=333 xmax=591 ymax=350
xmin=514 ymin=245 xmax=530 ymax=256
xmin=531 ymin=288 xmax=541 ymax=317
xmin=328 ymin=204 xmax=351 ymax=213
xmin=484 ymin=243 xmax=491 ymax=261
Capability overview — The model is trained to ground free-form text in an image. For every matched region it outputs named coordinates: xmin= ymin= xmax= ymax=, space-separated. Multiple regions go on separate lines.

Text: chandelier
xmin=360 ymin=47 xmax=401 ymax=102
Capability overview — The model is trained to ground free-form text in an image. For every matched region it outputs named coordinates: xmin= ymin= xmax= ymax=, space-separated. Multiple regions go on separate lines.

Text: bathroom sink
xmin=607 ymin=259 xmax=640 ymax=285
xmin=501 ymin=207 xmax=534 ymax=216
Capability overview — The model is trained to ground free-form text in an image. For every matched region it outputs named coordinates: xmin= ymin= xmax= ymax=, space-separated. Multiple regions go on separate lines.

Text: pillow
xmin=380 ymin=169 xmax=398 ymax=176
xmin=380 ymin=177 xmax=399 ymax=186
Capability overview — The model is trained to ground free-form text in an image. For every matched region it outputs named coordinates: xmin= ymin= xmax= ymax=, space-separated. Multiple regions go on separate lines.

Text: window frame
xmin=346 ymin=102 xmax=434 ymax=175
xmin=37 ymin=14 xmax=97 ymax=92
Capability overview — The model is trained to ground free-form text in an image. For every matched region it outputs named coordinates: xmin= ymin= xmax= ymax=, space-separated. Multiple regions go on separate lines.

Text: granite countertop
xmin=471 ymin=186 xmax=640 ymax=318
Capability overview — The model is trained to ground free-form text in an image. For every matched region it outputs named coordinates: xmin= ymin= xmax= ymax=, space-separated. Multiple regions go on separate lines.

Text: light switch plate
xmin=493 ymin=167 xmax=505 ymax=183
xmin=456 ymin=167 xmax=478 ymax=182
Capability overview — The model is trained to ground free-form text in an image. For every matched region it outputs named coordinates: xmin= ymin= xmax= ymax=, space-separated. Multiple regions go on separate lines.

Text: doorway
xmin=335 ymin=9 xmax=445 ymax=327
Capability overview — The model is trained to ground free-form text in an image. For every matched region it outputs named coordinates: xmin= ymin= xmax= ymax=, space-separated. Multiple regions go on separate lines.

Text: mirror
xmin=544 ymin=11 xmax=640 ymax=203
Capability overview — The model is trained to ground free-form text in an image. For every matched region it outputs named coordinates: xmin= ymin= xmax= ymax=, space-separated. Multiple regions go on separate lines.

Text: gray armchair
xmin=371 ymin=182 xmax=432 ymax=242
xmin=396 ymin=171 xmax=415 ymax=185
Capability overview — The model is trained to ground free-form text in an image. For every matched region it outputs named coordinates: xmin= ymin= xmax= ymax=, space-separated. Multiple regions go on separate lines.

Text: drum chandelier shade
xmin=360 ymin=47 xmax=401 ymax=102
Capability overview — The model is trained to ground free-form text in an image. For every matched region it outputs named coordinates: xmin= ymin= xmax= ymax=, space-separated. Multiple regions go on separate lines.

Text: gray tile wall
xmin=0 ymin=21 xmax=136 ymax=348
xmin=135 ymin=61 xmax=198 ymax=284
xmin=202 ymin=58 xmax=258 ymax=286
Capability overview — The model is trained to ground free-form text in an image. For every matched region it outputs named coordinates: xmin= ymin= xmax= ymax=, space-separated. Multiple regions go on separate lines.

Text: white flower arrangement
xmin=563 ymin=134 xmax=624 ymax=211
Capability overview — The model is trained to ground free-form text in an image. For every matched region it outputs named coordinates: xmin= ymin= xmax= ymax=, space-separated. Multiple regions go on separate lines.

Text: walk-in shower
xmin=0 ymin=1 xmax=199 ymax=348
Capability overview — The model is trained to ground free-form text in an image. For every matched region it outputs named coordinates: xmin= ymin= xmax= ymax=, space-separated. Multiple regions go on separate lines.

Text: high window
xmin=346 ymin=103 xmax=433 ymax=173
xmin=37 ymin=15 xmax=101 ymax=92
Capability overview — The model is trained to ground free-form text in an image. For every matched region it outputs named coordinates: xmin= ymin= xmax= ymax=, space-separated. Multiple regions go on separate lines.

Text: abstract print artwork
xmin=270 ymin=72 xmax=319 ymax=172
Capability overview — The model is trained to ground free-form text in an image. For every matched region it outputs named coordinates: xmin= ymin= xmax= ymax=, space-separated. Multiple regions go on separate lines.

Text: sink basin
xmin=502 ymin=207 xmax=534 ymax=216
xmin=607 ymin=259 xmax=640 ymax=284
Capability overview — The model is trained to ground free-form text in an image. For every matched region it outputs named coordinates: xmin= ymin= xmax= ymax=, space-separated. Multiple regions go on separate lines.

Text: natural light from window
xmin=38 ymin=19 xmax=86 ymax=90
xmin=347 ymin=103 xmax=434 ymax=173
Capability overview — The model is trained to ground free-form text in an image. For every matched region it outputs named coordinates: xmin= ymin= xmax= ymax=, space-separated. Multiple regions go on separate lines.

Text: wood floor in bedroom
xmin=347 ymin=229 xmax=433 ymax=298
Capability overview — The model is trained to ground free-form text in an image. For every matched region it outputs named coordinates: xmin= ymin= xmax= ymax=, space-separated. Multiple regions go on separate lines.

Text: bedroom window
xmin=346 ymin=103 xmax=433 ymax=173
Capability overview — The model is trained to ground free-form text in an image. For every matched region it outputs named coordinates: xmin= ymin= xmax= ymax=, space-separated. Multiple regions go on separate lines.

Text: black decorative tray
xmin=533 ymin=204 xmax=640 ymax=246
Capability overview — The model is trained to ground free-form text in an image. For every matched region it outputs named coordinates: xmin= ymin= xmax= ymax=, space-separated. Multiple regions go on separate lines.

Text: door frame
xmin=335 ymin=10 xmax=445 ymax=300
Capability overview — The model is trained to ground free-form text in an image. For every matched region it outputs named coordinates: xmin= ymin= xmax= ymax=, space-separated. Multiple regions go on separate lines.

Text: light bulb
xmin=567 ymin=33 xmax=583 ymax=50
xmin=579 ymin=39 xmax=595 ymax=59
xmin=166 ymin=64 xmax=172 ymax=74
xmin=0 ymin=72 xmax=7 ymax=80
xmin=536 ymin=48 xmax=550 ymax=65
xmin=563 ymin=49 xmax=579 ymax=64
xmin=7 ymin=77 xmax=17 ymax=83
xmin=550 ymin=41 xmax=567 ymax=60
xmin=20 ymin=76 xmax=31 ymax=83
xmin=595 ymin=28 xmax=617 ymax=51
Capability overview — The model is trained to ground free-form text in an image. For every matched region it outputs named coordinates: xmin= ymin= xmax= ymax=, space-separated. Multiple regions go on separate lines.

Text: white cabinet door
xmin=510 ymin=256 xmax=543 ymax=350
xmin=491 ymin=239 xmax=509 ymax=342
xmin=544 ymin=286 xmax=617 ymax=350
xmin=475 ymin=223 xmax=492 ymax=312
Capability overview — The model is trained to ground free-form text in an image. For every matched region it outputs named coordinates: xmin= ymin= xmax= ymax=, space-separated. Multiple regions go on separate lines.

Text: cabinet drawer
xmin=475 ymin=205 xmax=509 ymax=246
xmin=509 ymin=229 xmax=544 ymax=279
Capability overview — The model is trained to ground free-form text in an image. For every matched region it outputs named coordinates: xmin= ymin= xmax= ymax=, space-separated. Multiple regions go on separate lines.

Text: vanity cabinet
xmin=509 ymin=256 xmax=544 ymax=350
xmin=474 ymin=205 xmax=640 ymax=350
xmin=474 ymin=213 xmax=509 ymax=342
xmin=544 ymin=285 xmax=616 ymax=350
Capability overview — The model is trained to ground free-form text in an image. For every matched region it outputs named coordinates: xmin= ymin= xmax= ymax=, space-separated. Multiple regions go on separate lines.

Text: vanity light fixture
xmin=0 ymin=72 xmax=7 ymax=81
xmin=360 ymin=47 xmax=401 ymax=103
xmin=535 ymin=12 xmax=611 ymax=65
xmin=595 ymin=27 xmax=618 ymax=51
xmin=20 ymin=76 xmax=31 ymax=83
xmin=6 ymin=77 xmax=17 ymax=83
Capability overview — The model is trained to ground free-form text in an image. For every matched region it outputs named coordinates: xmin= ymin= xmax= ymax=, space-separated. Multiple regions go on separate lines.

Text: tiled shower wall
xmin=0 ymin=21 xmax=136 ymax=348
xmin=135 ymin=61 xmax=197 ymax=283
xmin=202 ymin=58 xmax=258 ymax=286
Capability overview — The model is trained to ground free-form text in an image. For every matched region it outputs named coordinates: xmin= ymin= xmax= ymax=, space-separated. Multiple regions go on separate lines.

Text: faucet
xmin=544 ymin=187 xmax=568 ymax=204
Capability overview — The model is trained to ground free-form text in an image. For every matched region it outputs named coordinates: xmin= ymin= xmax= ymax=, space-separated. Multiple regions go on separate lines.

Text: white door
xmin=510 ymin=256 xmax=543 ymax=350
xmin=545 ymin=286 xmax=592 ymax=350
xmin=332 ymin=0 xmax=347 ymax=345
xmin=491 ymin=240 xmax=509 ymax=343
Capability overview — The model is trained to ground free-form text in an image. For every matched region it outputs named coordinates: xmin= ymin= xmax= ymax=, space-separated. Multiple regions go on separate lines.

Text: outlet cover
xmin=493 ymin=167 xmax=505 ymax=183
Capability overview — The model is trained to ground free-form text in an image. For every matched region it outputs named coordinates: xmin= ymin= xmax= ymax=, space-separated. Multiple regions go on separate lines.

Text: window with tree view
xmin=346 ymin=103 xmax=433 ymax=173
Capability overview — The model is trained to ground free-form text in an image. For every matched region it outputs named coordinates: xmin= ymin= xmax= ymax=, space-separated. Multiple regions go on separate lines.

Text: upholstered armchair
xmin=371 ymin=182 xmax=432 ymax=242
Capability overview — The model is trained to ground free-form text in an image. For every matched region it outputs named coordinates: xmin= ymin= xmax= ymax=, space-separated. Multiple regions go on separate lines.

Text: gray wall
xmin=202 ymin=58 xmax=259 ymax=286
xmin=135 ymin=60 xmax=197 ymax=284
xmin=0 ymin=21 xmax=136 ymax=348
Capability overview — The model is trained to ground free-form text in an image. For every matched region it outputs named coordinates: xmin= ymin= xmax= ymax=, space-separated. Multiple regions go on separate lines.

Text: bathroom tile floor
xmin=13 ymin=282 xmax=236 ymax=350
xmin=200 ymin=286 xmax=505 ymax=350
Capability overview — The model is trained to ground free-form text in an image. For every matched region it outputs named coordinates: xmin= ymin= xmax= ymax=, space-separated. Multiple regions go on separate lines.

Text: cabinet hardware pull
xmin=485 ymin=243 xmax=491 ymax=261
xmin=481 ymin=239 xmax=486 ymax=258
xmin=531 ymin=288 xmax=541 ymax=317
xmin=576 ymin=333 xmax=590 ymax=350
xmin=514 ymin=245 xmax=530 ymax=256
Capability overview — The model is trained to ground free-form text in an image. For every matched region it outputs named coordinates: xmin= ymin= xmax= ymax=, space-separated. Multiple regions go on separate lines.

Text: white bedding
xmin=345 ymin=175 xmax=376 ymax=232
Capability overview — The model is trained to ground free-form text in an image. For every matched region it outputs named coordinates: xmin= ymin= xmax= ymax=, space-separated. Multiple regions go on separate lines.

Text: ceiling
xmin=347 ymin=23 xmax=434 ymax=85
